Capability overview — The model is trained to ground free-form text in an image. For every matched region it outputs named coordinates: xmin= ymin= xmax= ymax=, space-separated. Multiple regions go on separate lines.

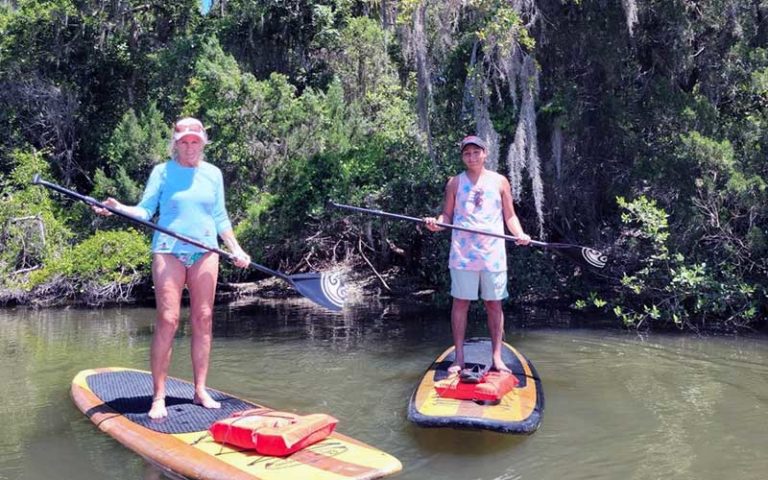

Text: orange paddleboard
xmin=72 ymin=367 xmax=402 ymax=480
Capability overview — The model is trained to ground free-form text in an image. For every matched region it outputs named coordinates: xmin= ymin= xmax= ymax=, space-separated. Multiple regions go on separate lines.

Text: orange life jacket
xmin=209 ymin=408 xmax=338 ymax=456
xmin=434 ymin=371 xmax=519 ymax=402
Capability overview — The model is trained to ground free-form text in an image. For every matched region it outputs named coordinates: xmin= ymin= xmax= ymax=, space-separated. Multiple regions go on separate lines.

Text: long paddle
xmin=330 ymin=202 xmax=608 ymax=270
xmin=32 ymin=175 xmax=346 ymax=311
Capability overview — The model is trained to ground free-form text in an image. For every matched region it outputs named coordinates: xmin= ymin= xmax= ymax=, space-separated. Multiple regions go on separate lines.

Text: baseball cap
xmin=460 ymin=135 xmax=487 ymax=152
xmin=173 ymin=117 xmax=208 ymax=143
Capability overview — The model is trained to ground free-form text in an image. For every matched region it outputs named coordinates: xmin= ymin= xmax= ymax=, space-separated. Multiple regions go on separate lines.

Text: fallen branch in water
xmin=358 ymin=237 xmax=391 ymax=291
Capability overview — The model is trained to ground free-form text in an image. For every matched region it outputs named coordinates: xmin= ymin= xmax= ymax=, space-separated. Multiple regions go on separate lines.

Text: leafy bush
xmin=0 ymin=150 xmax=72 ymax=284
xmin=27 ymin=228 xmax=151 ymax=305
xmin=587 ymin=196 xmax=763 ymax=330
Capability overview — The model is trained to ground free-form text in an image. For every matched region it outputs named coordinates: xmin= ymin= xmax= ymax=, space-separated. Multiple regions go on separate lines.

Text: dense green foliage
xmin=26 ymin=228 xmax=151 ymax=305
xmin=0 ymin=150 xmax=72 ymax=283
xmin=0 ymin=1 xmax=765 ymax=330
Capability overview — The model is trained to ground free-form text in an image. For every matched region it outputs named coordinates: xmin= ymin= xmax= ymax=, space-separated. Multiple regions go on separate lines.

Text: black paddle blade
xmin=289 ymin=272 xmax=347 ymax=311
xmin=551 ymin=245 xmax=608 ymax=269
xmin=581 ymin=247 xmax=608 ymax=268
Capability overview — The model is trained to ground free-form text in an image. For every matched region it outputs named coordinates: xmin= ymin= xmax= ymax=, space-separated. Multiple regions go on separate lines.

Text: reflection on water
xmin=0 ymin=301 xmax=767 ymax=480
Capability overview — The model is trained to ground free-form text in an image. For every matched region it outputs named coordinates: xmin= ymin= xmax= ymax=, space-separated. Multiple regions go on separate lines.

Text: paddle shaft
xmin=330 ymin=202 xmax=547 ymax=247
xmin=331 ymin=202 xmax=608 ymax=270
xmin=32 ymin=175 xmax=288 ymax=282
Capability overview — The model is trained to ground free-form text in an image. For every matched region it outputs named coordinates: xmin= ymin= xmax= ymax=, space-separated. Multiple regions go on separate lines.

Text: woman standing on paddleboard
xmin=424 ymin=135 xmax=531 ymax=376
xmin=93 ymin=117 xmax=250 ymax=419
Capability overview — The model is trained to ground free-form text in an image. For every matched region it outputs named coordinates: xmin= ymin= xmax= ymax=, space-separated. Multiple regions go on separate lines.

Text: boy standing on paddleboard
xmin=424 ymin=135 xmax=531 ymax=376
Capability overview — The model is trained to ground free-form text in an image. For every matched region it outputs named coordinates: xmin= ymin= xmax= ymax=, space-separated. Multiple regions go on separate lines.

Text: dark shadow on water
xmin=212 ymin=297 xmax=620 ymax=349
xmin=142 ymin=462 xmax=181 ymax=480
xmin=406 ymin=424 xmax=529 ymax=455
xmin=213 ymin=298 xmax=454 ymax=347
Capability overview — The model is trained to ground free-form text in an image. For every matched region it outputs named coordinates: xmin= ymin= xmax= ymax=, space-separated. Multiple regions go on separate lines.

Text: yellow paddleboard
xmin=407 ymin=338 xmax=544 ymax=434
xmin=72 ymin=367 xmax=402 ymax=480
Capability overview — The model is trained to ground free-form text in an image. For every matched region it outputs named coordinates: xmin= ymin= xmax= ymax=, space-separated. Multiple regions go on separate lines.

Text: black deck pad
xmin=86 ymin=370 xmax=254 ymax=434
xmin=432 ymin=338 xmax=528 ymax=387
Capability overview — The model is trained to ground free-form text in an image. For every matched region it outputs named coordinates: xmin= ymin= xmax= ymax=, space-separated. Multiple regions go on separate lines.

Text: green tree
xmin=93 ymin=102 xmax=169 ymax=203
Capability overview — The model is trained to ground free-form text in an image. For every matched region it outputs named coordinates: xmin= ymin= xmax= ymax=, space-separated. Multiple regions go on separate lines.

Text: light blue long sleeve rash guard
xmin=135 ymin=160 xmax=233 ymax=254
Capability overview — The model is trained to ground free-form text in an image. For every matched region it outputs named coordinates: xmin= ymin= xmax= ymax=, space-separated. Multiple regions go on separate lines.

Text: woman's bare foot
xmin=447 ymin=363 xmax=463 ymax=376
xmin=193 ymin=390 xmax=221 ymax=409
xmin=148 ymin=397 xmax=168 ymax=419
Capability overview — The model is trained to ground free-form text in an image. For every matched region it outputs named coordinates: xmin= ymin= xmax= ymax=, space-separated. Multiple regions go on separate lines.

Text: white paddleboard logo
xmin=582 ymin=248 xmax=608 ymax=269
xmin=322 ymin=272 xmax=347 ymax=309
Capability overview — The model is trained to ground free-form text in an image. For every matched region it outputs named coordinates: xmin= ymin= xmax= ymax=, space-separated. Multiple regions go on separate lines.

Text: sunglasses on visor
xmin=174 ymin=123 xmax=204 ymax=133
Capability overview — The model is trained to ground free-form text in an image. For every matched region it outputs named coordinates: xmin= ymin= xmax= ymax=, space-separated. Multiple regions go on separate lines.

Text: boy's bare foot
xmin=492 ymin=360 xmax=512 ymax=373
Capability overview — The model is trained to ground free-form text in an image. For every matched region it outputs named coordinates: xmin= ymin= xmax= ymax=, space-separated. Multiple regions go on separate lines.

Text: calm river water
xmin=0 ymin=298 xmax=766 ymax=480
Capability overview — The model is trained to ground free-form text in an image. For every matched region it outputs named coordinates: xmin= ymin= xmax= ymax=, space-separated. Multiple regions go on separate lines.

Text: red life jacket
xmin=209 ymin=408 xmax=338 ymax=456
xmin=434 ymin=371 xmax=519 ymax=402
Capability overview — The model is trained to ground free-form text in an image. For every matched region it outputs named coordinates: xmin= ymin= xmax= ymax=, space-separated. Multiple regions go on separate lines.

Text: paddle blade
xmin=552 ymin=245 xmax=608 ymax=269
xmin=581 ymin=247 xmax=608 ymax=268
xmin=289 ymin=271 xmax=347 ymax=311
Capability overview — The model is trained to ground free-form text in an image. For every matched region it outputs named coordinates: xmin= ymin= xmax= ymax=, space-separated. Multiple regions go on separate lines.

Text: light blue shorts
xmin=450 ymin=269 xmax=508 ymax=301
